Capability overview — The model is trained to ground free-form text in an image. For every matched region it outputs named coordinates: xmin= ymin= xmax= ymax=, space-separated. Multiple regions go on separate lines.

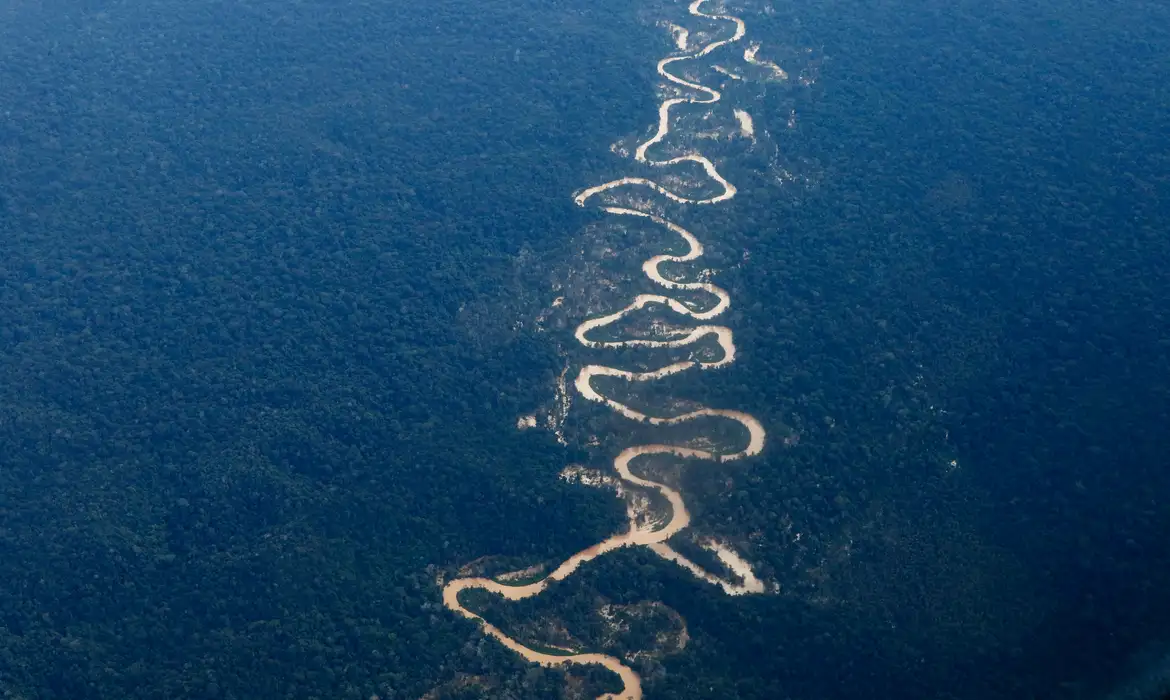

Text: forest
xmin=1 ymin=0 xmax=1168 ymax=698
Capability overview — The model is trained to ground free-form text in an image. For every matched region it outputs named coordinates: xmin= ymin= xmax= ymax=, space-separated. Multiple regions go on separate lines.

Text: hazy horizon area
xmin=1 ymin=0 xmax=1167 ymax=698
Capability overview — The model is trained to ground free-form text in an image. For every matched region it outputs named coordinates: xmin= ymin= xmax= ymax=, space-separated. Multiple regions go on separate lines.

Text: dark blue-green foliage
xmin=1 ymin=0 xmax=1168 ymax=698
xmin=0 ymin=0 xmax=647 ymax=696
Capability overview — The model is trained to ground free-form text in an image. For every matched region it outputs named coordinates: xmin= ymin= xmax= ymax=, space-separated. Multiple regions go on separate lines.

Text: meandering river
xmin=441 ymin=2 xmax=775 ymax=697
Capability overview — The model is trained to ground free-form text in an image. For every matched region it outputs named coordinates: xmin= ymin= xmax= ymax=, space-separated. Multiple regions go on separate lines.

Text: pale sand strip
xmin=744 ymin=41 xmax=789 ymax=80
xmin=649 ymin=540 xmax=766 ymax=595
xmin=713 ymin=64 xmax=744 ymax=81
xmin=734 ymin=108 xmax=755 ymax=138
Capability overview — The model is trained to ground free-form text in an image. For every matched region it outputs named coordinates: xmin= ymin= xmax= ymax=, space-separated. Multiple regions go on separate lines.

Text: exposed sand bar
xmin=744 ymin=41 xmax=789 ymax=80
xmin=734 ymin=108 xmax=755 ymax=138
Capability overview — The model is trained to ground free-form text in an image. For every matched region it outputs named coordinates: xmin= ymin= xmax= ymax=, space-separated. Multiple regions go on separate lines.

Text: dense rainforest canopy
xmin=0 ymin=0 xmax=1167 ymax=698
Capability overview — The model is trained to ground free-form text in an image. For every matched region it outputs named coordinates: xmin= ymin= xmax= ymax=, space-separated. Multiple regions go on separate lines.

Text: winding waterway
xmin=441 ymin=2 xmax=772 ymax=697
